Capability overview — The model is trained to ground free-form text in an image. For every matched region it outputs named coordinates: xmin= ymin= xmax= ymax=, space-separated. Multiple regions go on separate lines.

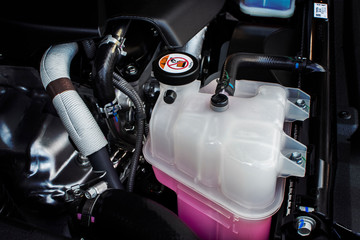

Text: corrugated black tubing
xmin=113 ymin=72 xmax=145 ymax=192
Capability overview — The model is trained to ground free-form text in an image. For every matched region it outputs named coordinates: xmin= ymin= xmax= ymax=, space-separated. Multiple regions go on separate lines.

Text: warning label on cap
xmin=159 ymin=53 xmax=193 ymax=74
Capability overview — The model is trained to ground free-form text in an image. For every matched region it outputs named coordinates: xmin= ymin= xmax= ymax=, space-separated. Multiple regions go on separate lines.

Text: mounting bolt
xmin=295 ymin=99 xmax=307 ymax=109
xmin=163 ymin=90 xmax=177 ymax=104
xmin=290 ymin=152 xmax=303 ymax=164
xmin=296 ymin=216 xmax=316 ymax=237
xmin=77 ymin=153 xmax=91 ymax=168
xmin=126 ymin=65 xmax=138 ymax=75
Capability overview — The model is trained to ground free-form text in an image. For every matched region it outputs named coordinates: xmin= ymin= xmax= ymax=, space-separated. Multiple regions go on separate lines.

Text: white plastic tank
xmin=144 ymin=78 xmax=310 ymax=221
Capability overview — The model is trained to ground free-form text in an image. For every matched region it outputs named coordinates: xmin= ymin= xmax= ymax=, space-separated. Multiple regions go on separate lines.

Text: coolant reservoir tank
xmin=144 ymin=73 xmax=310 ymax=221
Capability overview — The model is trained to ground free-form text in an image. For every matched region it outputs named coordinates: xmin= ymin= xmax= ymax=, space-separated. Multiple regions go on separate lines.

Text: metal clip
xmin=99 ymin=35 xmax=127 ymax=56
xmin=98 ymin=99 xmax=121 ymax=119
xmin=65 ymin=184 xmax=85 ymax=202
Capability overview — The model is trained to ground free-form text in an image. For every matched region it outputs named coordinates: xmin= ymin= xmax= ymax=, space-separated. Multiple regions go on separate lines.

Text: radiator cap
xmin=153 ymin=52 xmax=199 ymax=86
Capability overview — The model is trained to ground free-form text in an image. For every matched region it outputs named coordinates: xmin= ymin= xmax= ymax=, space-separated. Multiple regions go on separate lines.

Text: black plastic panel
xmin=227 ymin=24 xmax=297 ymax=86
xmin=0 ymin=1 xmax=100 ymax=62
xmin=0 ymin=0 xmax=225 ymax=61
xmin=101 ymin=0 xmax=226 ymax=47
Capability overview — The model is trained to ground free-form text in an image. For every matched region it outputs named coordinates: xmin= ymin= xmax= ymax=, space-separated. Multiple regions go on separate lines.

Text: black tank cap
xmin=210 ymin=93 xmax=229 ymax=112
xmin=153 ymin=52 xmax=199 ymax=86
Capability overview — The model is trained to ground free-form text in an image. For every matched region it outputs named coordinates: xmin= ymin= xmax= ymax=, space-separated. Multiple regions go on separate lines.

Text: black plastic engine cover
xmin=100 ymin=0 xmax=226 ymax=47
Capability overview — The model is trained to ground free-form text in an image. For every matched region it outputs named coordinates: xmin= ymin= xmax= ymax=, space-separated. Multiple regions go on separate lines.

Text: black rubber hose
xmin=113 ymin=72 xmax=145 ymax=192
xmin=82 ymin=189 xmax=199 ymax=240
xmin=93 ymin=43 xmax=121 ymax=106
xmin=88 ymin=147 xmax=124 ymax=190
xmin=82 ymin=39 xmax=97 ymax=60
xmin=93 ymin=21 xmax=131 ymax=107
xmin=217 ymin=53 xmax=326 ymax=95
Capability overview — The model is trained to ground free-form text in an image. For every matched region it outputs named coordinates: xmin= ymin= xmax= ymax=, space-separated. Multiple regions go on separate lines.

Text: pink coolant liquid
xmin=153 ymin=167 xmax=272 ymax=240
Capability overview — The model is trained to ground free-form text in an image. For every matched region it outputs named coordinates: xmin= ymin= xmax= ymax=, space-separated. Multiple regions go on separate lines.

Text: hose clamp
xmin=99 ymin=35 xmax=127 ymax=56
xmin=78 ymin=194 xmax=101 ymax=227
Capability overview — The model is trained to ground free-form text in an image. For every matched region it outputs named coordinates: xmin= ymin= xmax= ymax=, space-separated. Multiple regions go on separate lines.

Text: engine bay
xmin=0 ymin=0 xmax=359 ymax=239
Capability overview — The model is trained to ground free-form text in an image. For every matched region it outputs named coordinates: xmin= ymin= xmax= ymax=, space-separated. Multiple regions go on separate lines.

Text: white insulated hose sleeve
xmin=40 ymin=43 xmax=108 ymax=156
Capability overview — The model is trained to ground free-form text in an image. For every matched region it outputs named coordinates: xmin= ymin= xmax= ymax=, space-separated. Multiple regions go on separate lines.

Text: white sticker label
xmin=158 ymin=53 xmax=193 ymax=74
xmin=314 ymin=3 xmax=328 ymax=19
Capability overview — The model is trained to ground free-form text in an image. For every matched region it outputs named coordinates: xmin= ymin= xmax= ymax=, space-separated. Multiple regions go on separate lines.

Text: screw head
xmin=126 ymin=65 xmax=138 ymax=75
xmin=296 ymin=216 xmax=316 ymax=237
xmin=163 ymin=90 xmax=177 ymax=104
xmin=290 ymin=152 xmax=303 ymax=164
xmin=295 ymin=99 xmax=306 ymax=109
xmin=77 ymin=154 xmax=91 ymax=167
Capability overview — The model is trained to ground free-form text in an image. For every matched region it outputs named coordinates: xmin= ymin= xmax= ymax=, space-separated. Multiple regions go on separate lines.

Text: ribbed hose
xmin=113 ymin=72 xmax=145 ymax=192
xmin=40 ymin=43 xmax=123 ymax=190
xmin=217 ymin=53 xmax=326 ymax=95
